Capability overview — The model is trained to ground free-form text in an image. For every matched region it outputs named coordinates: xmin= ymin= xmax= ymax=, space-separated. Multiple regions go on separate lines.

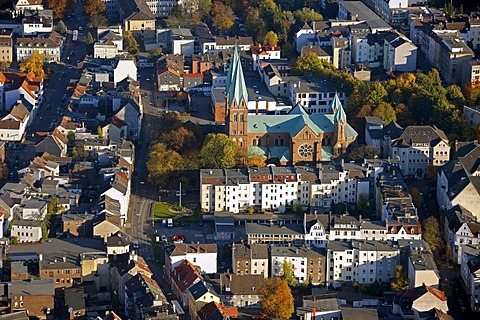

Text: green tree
xmin=280 ymin=259 xmax=297 ymax=287
xmin=422 ymin=216 xmax=443 ymax=252
xmin=97 ymin=126 xmax=105 ymax=139
xmin=40 ymin=221 xmax=49 ymax=239
xmin=147 ymin=143 xmax=185 ymax=186
xmin=55 ymin=20 xmax=67 ymax=35
xmin=19 ymin=51 xmax=45 ymax=77
xmin=293 ymin=7 xmax=323 ymax=24
xmin=365 ymin=82 xmax=388 ymax=106
xmin=72 ymin=142 xmax=86 ymax=159
xmin=258 ymin=278 xmax=294 ymax=320
xmin=391 ymin=265 xmax=409 ymax=291
xmin=199 ymin=133 xmax=237 ymax=168
xmin=263 ymin=31 xmax=278 ymax=46
xmin=192 ymin=0 xmax=212 ymax=22
xmin=372 ymin=102 xmax=396 ymax=124
xmin=86 ymin=32 xmax=94 ymax=45
xmin=347 ymin=146 xmax=378 ymax=161
xmin=124 ymin=31 xmax=139 ymax=54
xmin=149 ymin=47 xmax=163 ymax=61
xmin=67 ymin=131 xmax=75 ymax=144
xmin=356 ymin=194 xmax=375 ymax=219
xmin=47 ymin=197 xmax=63 ymax=215
xmin=89 ymin=13 xmax=108 ymax=28
xmin=10 ymin=236 xmax=19 ymax=245
xmin=211 ymin=1 xmax=235 ymax=31
xmin=170 ymin=4 xmax=185 ymax=18
xmin=446 ymin=84 xmax=466 ymax=109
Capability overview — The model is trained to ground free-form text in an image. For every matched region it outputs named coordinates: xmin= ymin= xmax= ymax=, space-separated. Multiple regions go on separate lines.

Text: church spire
xmin=332 ymin=92 xmax=346 ymax=122
xmin=226 ymin=46 xmax=248 ymax=108
xmin=330 ymin=91 xmax=342 ymax=113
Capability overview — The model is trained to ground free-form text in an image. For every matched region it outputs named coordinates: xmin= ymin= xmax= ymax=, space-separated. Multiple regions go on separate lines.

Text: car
xmin=133 ymin=240 xmax=139 ymax=249
xmin=174 ymin=222 xmax=180 ymax=227
xmin=161 ymin=235 xmax=168 ymax=243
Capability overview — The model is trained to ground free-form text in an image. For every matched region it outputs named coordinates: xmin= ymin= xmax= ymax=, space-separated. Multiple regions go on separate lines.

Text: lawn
xmin=153 ymin=202 xmax=177 ymax=219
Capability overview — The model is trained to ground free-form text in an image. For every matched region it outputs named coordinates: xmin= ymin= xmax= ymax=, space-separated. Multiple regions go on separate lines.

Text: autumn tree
xmin=293 ymin=7 xmax=323 ymax=24
xmin=394 ymin=103 xmax=414 ymax=126
xmin=410 ymin=187 xmax=423 ymax=208
xmin=55 ymin=20 xmax=67 ymax=35
xmin=211 ymin=1 xmax=235 ymax=32
xmin=391 ymin=265 xmax=409 ymax=291
xmin=464 ymin=81 xmax=480 ymax=106
xmin=147 ymin=143 xmax=185 ymax=186
xmin=40 ymin=221 xmax=49 ymax=239
xmin=97 ymin=126 xmax=105 ymax=139
xmin=246 ymin=150 xmax=266 ymax=167
xmin=280 ymin=259 xmax=297 ymax=287
xmin=263 ymin=31 xmax=278 ymax=46
xmin=372 ymin=102 xmax=396 ymax=124
xmin=192 ymin=0 xmax=212 ymax=22
xmin=46 ymin=0 xmax=68 ymax=19
xmin=199 ymin=133 xmax=237 ymax=168
xmin=124 ymin=31 xmax=139 ymax=54
xmin=258 ymin=278 xmax=294 ymax=320
xmin=0 ymin=163 xmax=8 ymax=180
xmin=347 ymin=146 xmax=378 ymax=161
xmin=160 ymin=127 xmax=197 ymax=154
xmin=90 ymin=13 xmax=108 ymax=28
xmin=149 ymin=47 xmax=163 ymax=61
xmin=19 ymin=51 xmax=45 ymax=77
xmin=47 ymin=197 xmax=63 ymax=215
xmin=83 ymin=0 xmax=106 ymax=16
xmin=423 ymin=216 xmax=443 ymax=252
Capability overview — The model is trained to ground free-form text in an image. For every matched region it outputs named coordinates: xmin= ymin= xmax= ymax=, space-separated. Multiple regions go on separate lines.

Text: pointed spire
xmin=332 ymin=92 xmax=346 ymax=123
xmin=330 ymin=91 xmax=342 ymax=113
xmin=226 ymin=46 xmax=248 ymax=108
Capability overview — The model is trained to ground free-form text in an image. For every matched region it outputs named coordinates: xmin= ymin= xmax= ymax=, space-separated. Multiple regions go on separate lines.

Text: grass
xmin=153 ymin=202 xmax=177 ymax=219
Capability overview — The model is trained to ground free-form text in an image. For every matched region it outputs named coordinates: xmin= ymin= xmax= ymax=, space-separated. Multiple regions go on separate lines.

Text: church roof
xmin=226 ymin=46 xmax=248 ymax=107
xmin=247 ymin=104 xmax=357 ymax=138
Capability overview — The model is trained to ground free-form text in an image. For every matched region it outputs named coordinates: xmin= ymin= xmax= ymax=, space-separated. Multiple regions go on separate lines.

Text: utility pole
xmin=179 ymin=182 xmax=182 ymax=209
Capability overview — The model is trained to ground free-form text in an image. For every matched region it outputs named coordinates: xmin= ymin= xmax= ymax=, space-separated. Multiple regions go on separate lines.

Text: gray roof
xmin=409 ymin=252 xmax=437 ymax=271
xmin=64 ymin=287 xmax=85 ymax=311
xmin=12 ymin=219 xmax=42 ymax=227
xmin=189 ymin=281 xmax=208 ymax=300
xmin=233 ymin=243 xmax=268 ymax=260
xmin=107 ymin=233 xmax=130 ymax=247
xmin=339 ymin=1 xmax=391 ymax=31
xmin=271 ymin=246 xmax=325 ymax=258
xmin=245 ymin=223 xmax=303 ymax=235
xmin=11 ymin=279 xmax=54 ymax=296
xmin=8 ymin=238 xmax=105 ymax=255
xmin=297 ymin=294 xmax=340 ymax=316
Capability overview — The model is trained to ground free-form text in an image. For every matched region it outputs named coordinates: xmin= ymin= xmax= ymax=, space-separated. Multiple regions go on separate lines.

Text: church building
xmin=225 ymin=47 xmax=357 ymax=165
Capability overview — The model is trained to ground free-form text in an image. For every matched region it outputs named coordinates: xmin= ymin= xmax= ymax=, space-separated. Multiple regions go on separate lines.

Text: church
xmin=225 ymin=47 xmax=357 ymax=165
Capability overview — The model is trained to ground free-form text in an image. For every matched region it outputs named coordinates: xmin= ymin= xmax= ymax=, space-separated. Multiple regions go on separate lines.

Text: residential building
xmin=64 ymin=287 xmax=86 ymax=319
xmin=232 ymin=243 xmax=268 ymax=277
xmin=326 ymin=240 xmax=399 ymax=285
xmin=0 ymin=71 xmax=43 ymax=113
xmin=16 ymin=31 xmax=63 ymax=62
xmin=271 ymin=246 xmax=326 ymax=285
xmin=118 ymin=0 xmax=156 ymax=42
xmin=437 ymin=141 xmax=480 ymax=217
xmin=94 ymin=28 xmax=123 ymax=59
xmin=19 ymin=199 xmax=47 ymax=220
xmin=297 ymin=293 xmax=342 ymax=320
xmin=197 ymin=301 xmax=237 ymax=320
xmin=383 ymin=31 xmax=417 ymax=72
xmin=171 ymin=28 xmax=195 ymax=57
xmin=106 ymin=233 xmax=130 ymax=255
xmin=13 ymin=0 xmax=44 ymax=14
xmin=100 ymin=172 xmax=130 ymax=226
xmin=219 ymin=273 xmax=265 ymax=307
xmin=125 ymin=273 xmax=165 ymax=319
xmin=385 ymin=124 xmax=450 ymax=178
xmin=101 ymin=116 xmax=127 ymax=141
xmin=10 ymin=219 xmax=42 ymax=242
xmin=462 ymin=60 xmax=480 ymax=87
xmin=464 ymin=105 xmax=480 ymax=128
xmin=170 ymin=259 xmax=201 ymax=307
xmin=0 ymin=29 xmax=12 ymax=65
xmin=35 ymin=129 xmax=68 ymax=157
xmin=111 ymin=254 xmax=153 ymax=304
xmin=392 ymin=285 xmax=449 ymax=319
xmin=62 ymin=213 xmax=94 ymax=237
xmin=146 ymin=0 xmax=180 ymax=18
xmin=10 ymin=279 xmax=54 ymax=319
xmin=246 ymin=222 xmax=304 ymax=246
xmin=460 ymin=244 xmax=480 ymax=312
xmin=295 ymin=23 xmax=316 ymax=53
xmin=365 ymin=116 xmax=383 ymax=151
xmin=0 ymin=101 xmax=30 ymax=142
xmin=408 ymin=250 xmax=440 ymax=289
xmin=188 ymin=282 xmax=220 ymax=320
xmin=214 ymin=36 xmax=253 ymax=53
xmin=251 ymin=45 xmax=281 ymax=71
xmin=164 ymin=243 xmax=218 ymax=275
xmin=338 ymin=1 xmax=392 ymax=33
xmin=21 ymin=10 xmax=53 ymax=36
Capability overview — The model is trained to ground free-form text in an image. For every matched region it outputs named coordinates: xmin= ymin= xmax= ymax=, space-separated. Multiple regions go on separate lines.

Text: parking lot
xmin=153 ymin=220 xmax=215 ymax=245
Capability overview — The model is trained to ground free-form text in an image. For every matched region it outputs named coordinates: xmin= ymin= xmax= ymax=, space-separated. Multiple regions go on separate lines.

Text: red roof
xmin=426 ymin=287 xmax=447 ymax=301
xmin=251 ymin=45 xmax=281 ymax=55
xmin=171 ymin=259 xmax=200 ymax=292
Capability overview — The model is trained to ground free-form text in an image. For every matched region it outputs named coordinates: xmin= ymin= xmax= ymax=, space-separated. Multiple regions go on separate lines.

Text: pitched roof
xmin=165 ymin=243 xmax=217 ymax=257
xmin=226 ymin=46 xmax=248 ymax=107
xmin=9 ymin=102 xmax=30 ymax=122
xmin=102 ymin=116 xmax=126 ymax=129
xmin=220 ymin=273 xmax=265 ymax=295
xmin=171 ymin=259 xmax=200 ymax=292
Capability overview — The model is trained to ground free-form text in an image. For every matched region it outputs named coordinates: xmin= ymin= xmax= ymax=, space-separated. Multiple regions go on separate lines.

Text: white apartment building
xmin=271 ymin=247 xmax=326 ymax=285
xmin=383 ymin=31 xmax=417 ymax=72
xmin=460 ymin=245 xmax=480 ymax=312
xmin=10 ymin=219 xmax=43 ymax=243
xmin=16 ymin=33 xmax=63 ymax=62
xmin=147 ymin=0 xmax=180 ymax=18
xmin=251 ymin=45 xmax=281 ymax=71
xmin=164 ymin=243 xmax=217 ymax=275
xmin=326 ymin=240 xmax=399 ymax=285
xmin=408 ymin=252 xmax=440 ymax=289
xmin=21 ymin=10 xmax=53 ymax=36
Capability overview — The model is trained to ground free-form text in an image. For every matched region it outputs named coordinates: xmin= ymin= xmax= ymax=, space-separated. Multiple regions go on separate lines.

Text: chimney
xmin=38 ymin=254 xmax=43 ymax=261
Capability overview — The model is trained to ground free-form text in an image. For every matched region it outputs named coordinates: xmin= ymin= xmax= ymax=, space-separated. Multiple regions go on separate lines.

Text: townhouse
xmin=0 ymin=101 xmax=30 ymax=142
xmin=125 ymin=273 xmax=165 ymax=319
xmin=0 ymin=71 xmax=43 ymax=114
xmin=188 ymin=281 xmax=220 ymax=320
xmin=8 ymin=279 xmax=54 ymax=319
xmin=231 ymin=243 xmax=268 ymax=277
xmin=392 ymin=285 xmax=449 ymax=319
xmin=219 ymin=273 xmax=265 ymax=307
xmin=170 ymin=259 xmax=201 ymax=307
xmin=383 ymin=31 xmax=417 ymax=72
xmin=0 ymin=29 xmax=12 ymax=65
xmin=16 ymin=31 xmax=63 ymax=63
xmin=100 ymin=171 xmax=131 ymax=226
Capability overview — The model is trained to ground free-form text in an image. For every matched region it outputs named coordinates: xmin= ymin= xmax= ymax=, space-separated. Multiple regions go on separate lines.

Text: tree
xmin=83 ymin=0 xmax=106 ymax=16
xmin=199 ymin=133 xmax=237 ymax=168
xmin=427 ymin=164 xmax=437 ymax=180
xmin=192 ymin=0 xmax=212 ymax=22
xmin=347 ymin=146 xmax=378 ymax=161
xmin=147 ymin=143 xmax=185 ymax=186
xmin=124 ymin=31 xmax=139 ymax=54
xmin=258 ymin=278 xmax=294 ymax=320
xmin=40 ymin=221 xmax=49 ymax=239
xmin=263 ymin=31 xmax=278 ymax=46
xmin=10 ymin=236 xmax=19 ymax=245
xmin=372 ymin=102 xmax=396 ymax=124
xmin=149 ymin=47 xmax=163 ymax=61
xmin=211 ymin=1 xmax=235 ymax=32
xmin=67 ymin=131 xmax=75 ymax=144
xmin=293 ymin=7 xmax=323 ymax=24
xmin=391 ymin=265 xmax=409 ymax=291
xmin=0 ymin=163 xmax=8 ymax=180
xmin=356 ymin=194 xmax=375 ymax=219
xmin=169 ymin=4 xmax=185 ymax=18
xmin=160 ymin=127 xmax=197 ymax=154
xmin=19 ymin=51 xmax=44 ymax=77
xmin=72 ymin=142 xmax=86 ymax=159
xmin=97 ymin=126 xmax=105 ymax=139
xmin=89 ymin=13 xmax=108 ymax=28
xmin=394 ymin=103 xmax=414 ymax=126
xmin=409 ymin=187 xmax=423 ymax=208
xmin=47 ymin=197 xmax=63 ymax=215
xmin=45 ymin=0 xmax=68 ymax=19
xmin=464 ymin=81 xmax=480 ymax=106
xmin=86 ymin=32 xmax=94 ymax=45
xmin=55 ymin=20 xmax=67 ymax=35
xmin=280 ymin=259 xmax=296 ymax=287
xmin=423 ymin=216 xmax=443 ymax=252
xmin=446 ymin=84 xmax=466 ymax=109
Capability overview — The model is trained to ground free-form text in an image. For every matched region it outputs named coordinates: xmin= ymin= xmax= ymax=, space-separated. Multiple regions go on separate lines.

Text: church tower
xmin=225 ymin=47 xmax=249 ymax=150
xmin=332 ymin=92 xmax=347 ymax=156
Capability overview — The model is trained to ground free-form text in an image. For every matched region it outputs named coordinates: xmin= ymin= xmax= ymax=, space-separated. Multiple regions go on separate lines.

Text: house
xmin=118 ymin=0 xmax=156 ymax=42
xmin=165 ymin=243 xmax=217 ymax=275
xmin=437 ymin=141 xmax=480 ymax=217
xmin=214 ymin=36 xmax=253 ymax=53
xmin=0 ymin=29 xmax=12 ymax=65
xmin=101 ymin=172 xmax=131 ymax=226
xmin=10 ymin=219 xmax=42 ymax=242
xmin=297 ymin=293 xmax=342 ymax=320
xmin=188 ymin=281 xmax=220 ymax=320
xmin=113 ymin=58 xmax=137 ymax=84
xmin=64 ymin=287 xmax=86 ymax=319
xmin=365 ymin=116 xmax=383 ymax=151
xmin=9 ymin=279 xmax=54 ymax=319
xmin=197 ymin=301 xmax=238 ymax=320
xmin=21 ymin=9 xmax=53 ymax=36
xmin=444 ymin=205 xmax=480 ymax=265
xmin=271 ymin=247 xmax=326 ymax=285
xmin=461 ymin=60 xmax=480 ymax=88
xmin=338 ymin=1 xmax=392 ymax=33
xmin=170 ymin=259 xmax=201 ymax=307
xmin=94 ymin=28 xmax=123 ymax=59
xmin=393 ymin=286 xmax=448 ymax=319
xmin=295 ymin=23 xmax=316 ymax=53
xmin=93 ymin=214 xmax=121 ymax=239
xmin=0 ymin=101 xmax=30 ymax=142
xmin=385 ymin=125 xmax=450 ymax=179
xmin=35 ymin=129 xmax=68 ymax=157
xmin=62 ymin=213 xmax=94 ymax=237
xmin=408 ymin=251 xmax=440 ymax=289
xmin=13 ymin=0 xmax=44 ymax=14
xmin=220 ymin=273 xmax=265 ymax=307
xmin=157 ymin=54 xmax=183 ymax=91
xmin=16 ymin=32 xmax=62 ymax=62
xmin=111 ymin=254 xmax=153 ymax=304
xmin=171 ymin=28 xmax=195 ymax=57
xmin=114 ymin=100 xmax=142 ymax=141
xmin=0 ymin=72 xmax=43 ymax=113
xmin=106 ymin=233 xmax=130 ymax=255
xmin=383 ymin=31 xmax=417 ymax=72
xmin=101 ymin=116 xmax=127 ymax=141
xmin=19 ymin=199 xmax=47 ymax=220
xmin=460 ymin=244 xmax=480 ymax=312
xmin=232 ymin=243 xmax=268 ymax=278
xmin=125 ymin=273 xmax=165 ymax=319
xmin=251 ymin=45 xmax=281 ymax=71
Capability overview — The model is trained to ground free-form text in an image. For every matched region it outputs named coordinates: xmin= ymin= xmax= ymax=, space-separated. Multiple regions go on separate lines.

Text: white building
xmin=94 ymin=27 xmax=123 ymax=59
xmin=13 ymin=0 xmax=44 ymax=15
xmin=295 ymin=23 xmax=316 ymax=53
xmin=0 ymin=101 xmax=30 ymax=142
xmin=20 ymin=199 xmax=47 ymax=220
xmin=100 ymin=172 xmax=130 ymax=226
xmin=10 ymin=219 xmax=43 ymax=242
xmin=146 ymin=0 xmax=179 ymax=18
xmin=460 ymin=244 xmax=480 ymax=312
xmin=251 ymin=45 xmax=281 ymax=71
xmin=383 ymin=31 xmax=417 ymax=72
xmin=21 ymin=10 xmax=52 ymax=36
xmin=365 ymin=116 xmax=383 ymax=151
xmin=326 ymin=240 xmax=399 ymax=285
xmin=0 ymin=72 xmax=43 ymax=114
xmin=464 ymin=105 xmax=480 ymax=128
xmin=113 ymin=59 xmax=137 ymax=84
xmin=16 ymin=32 xmax=63 ymax=62
xmin=171 ymin=28 xmax=195 ymax=58
xmin=165 ymin=243 xmax=217 ymax=275
xmin=408 ymin=251 xmax=440 ymax=289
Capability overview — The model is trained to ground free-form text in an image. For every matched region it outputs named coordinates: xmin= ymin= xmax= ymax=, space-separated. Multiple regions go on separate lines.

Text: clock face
xmin=298 ymin=143 xmax=314 ymax=158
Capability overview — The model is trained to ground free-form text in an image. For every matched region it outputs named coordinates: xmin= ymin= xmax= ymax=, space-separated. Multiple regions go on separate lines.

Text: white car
xmin=161 ymin=235 xmax=168 ymax=243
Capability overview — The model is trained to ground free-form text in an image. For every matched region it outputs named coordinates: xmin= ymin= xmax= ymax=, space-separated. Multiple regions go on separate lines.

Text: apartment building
xmin=408 ymin=249 xmax=440 ymax=289
xmin=16 ymin=31 xmax=63 ymax=62
xmin=0 ymin=29 xmax=12 ymax=65
xmin=460 ymin=244 xmax=480 ymax=312
xmin=165 ymin=243 xmax=218 ymax=275
xmin=232 ymin=243 xmax=268 ymax=277
xmin=383 ymin=31 xmax=417 ymax=72
xmin=326 ymin=240 xmax=399 ymax=285
xmin=271 ymin=246 xmax=326 ymax=285
xmin=462 ymin=60 xmax=480 ymax=87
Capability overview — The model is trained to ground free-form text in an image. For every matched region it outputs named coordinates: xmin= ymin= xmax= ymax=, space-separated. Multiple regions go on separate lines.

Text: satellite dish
xmin=68 ymin=307 xmax=73 ymax=313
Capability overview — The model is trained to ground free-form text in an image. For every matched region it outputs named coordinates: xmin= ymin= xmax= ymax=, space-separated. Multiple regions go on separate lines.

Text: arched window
xmin=274 ymin=139 xmax=279 ymax=146
xmin=252 ymin=139 xmax=257 ymax=146
xmin=233 ymin=114 xmax=237 ymax=121
xmin=258 ymin=139 xmax=262 ymax=146
xmin=240 ymin=114 xmax=244 ymax=122
xmin=280 ymin=138 xmax=284 ymax=146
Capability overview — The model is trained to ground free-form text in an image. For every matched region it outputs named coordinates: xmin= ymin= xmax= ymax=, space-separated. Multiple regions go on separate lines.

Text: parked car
xmin=161 ymin=235 xmax=168 ymax=243
xmin=172 ymin=234 xmax=185 ymax=242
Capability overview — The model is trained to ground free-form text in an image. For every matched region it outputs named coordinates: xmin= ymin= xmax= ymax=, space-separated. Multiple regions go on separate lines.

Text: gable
xmin=293 ymin=125 xmax=319 ymax=139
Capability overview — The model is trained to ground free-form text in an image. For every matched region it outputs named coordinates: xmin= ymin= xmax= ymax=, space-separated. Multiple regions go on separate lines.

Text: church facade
xmin=225 ymin=47 xmax=357 ymax=165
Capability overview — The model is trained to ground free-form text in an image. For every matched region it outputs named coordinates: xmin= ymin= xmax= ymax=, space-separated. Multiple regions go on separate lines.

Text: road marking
xmin=194 ymin=234 xmax=203 ymax=238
